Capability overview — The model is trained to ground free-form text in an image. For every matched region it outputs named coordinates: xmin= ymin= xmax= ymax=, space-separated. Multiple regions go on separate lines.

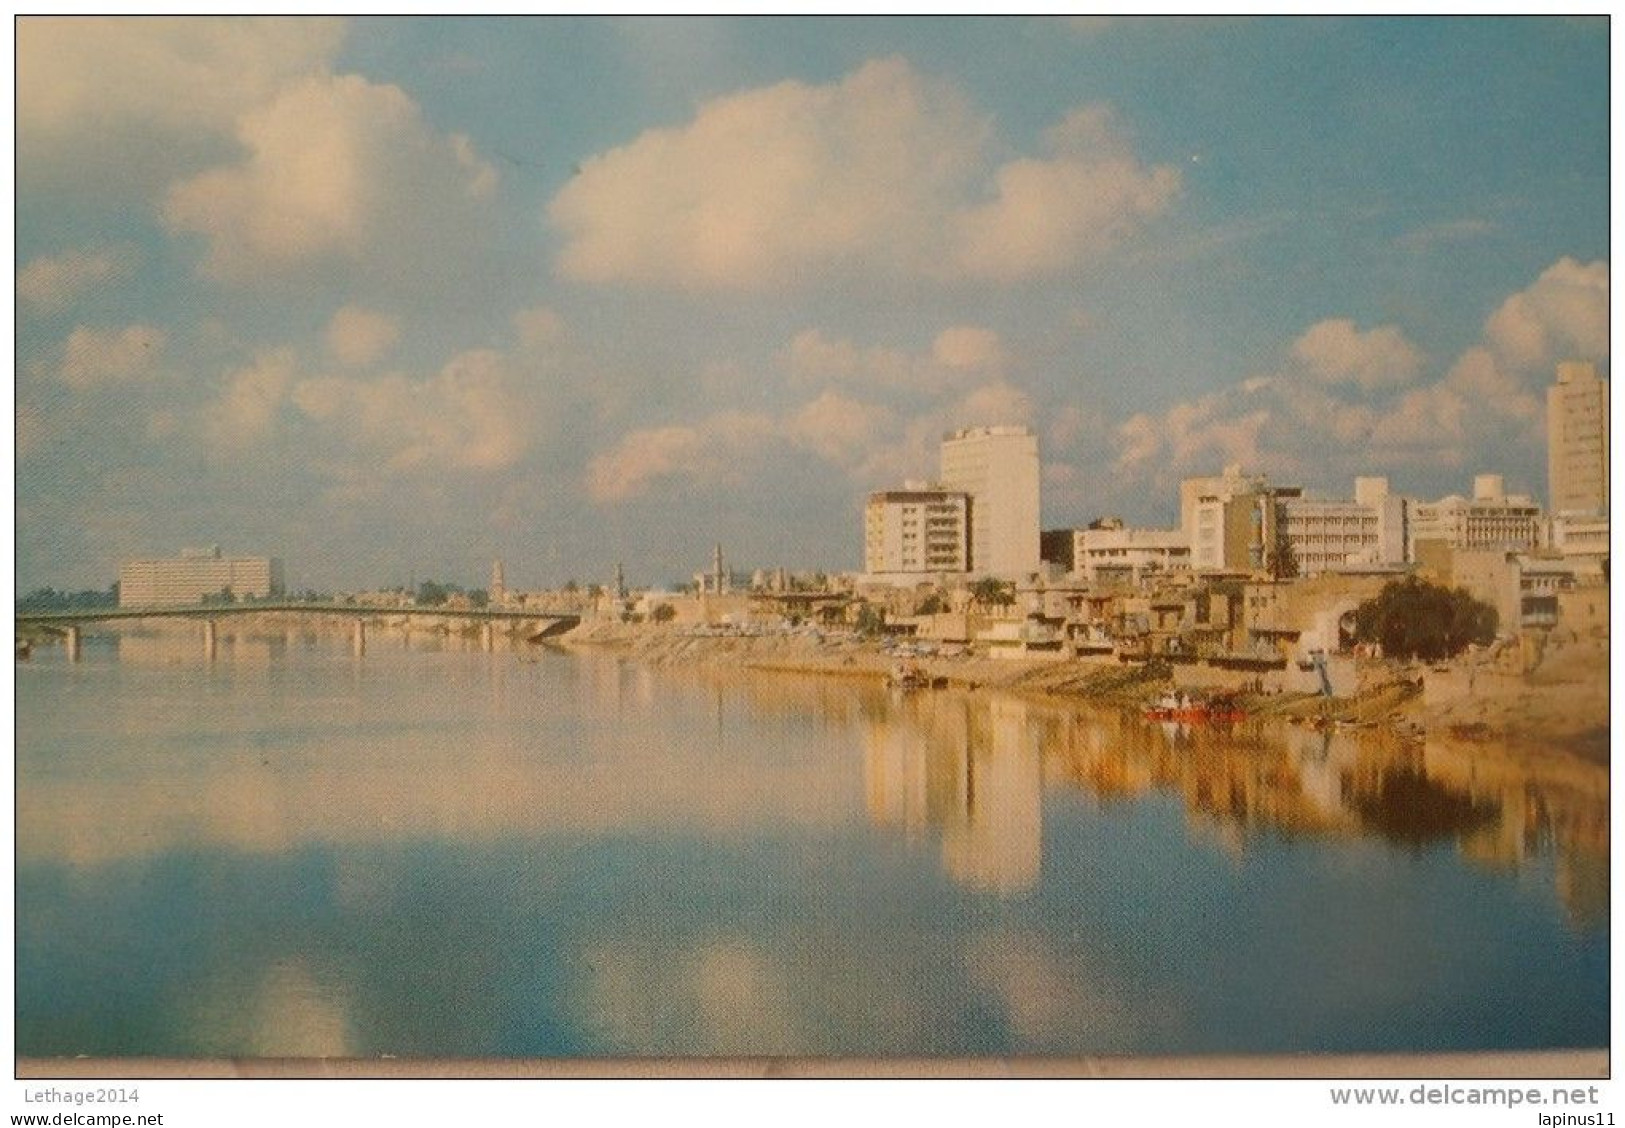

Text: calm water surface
xmin=16 ymin=628 xmax=1609 ymax=1058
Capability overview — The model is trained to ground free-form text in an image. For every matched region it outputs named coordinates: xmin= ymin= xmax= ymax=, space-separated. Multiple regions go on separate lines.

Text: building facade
xmin=1277 ymin=476 xmax=1409 ymax=575
xmin=1066 ymin=520 xmax=1191 ymax=586
xmin=1547 ymin=360 xmax=1609 ymax=516
xmin=1181 ymin=465 xmax=1301 ymax=573
xmin=118 ymin=546 xmax=284 ymax=607
xmin=863 ymin=486 xmax=971 ymax=577
xmin=939 ymin=425 xmax=1040 ymax=578
xmin=1550 ymin=511 xmax=1609 ymax=576
xmin=1409 ymin=475 xmax=1545 ymax=557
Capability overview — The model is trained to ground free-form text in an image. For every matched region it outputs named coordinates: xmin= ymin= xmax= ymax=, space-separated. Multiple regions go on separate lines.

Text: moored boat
xmin=1143 ymin=690 xmax=1246 ymax=723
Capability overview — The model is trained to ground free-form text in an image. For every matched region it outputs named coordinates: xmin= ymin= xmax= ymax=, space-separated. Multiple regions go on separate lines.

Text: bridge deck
xmin=15 ymin=603 xmax=581 ymax=627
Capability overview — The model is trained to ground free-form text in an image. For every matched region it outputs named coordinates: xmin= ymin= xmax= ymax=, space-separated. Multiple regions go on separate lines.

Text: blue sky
xmin=14 ymin=16 xmax=1609 ymax=592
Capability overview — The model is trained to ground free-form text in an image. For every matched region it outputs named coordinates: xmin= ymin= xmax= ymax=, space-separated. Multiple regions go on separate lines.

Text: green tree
xmin=1269 ymin=519 xmax=1299 ymax=580
xmin=416 ymin=580 xmax=450 ymax=607
xmin=915 ymin=593 xmax=948 ymax=616
xmin=1352 ymin=577 xmax=1498 ymax=661
xmin=854 ymin=604 xmax=885 ymax=637
xmin=969 ymin=577 xmax=1015 ymax=610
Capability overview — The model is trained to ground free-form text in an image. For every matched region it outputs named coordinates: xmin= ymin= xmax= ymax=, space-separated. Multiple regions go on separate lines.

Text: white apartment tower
xmin=939 ymin=425 xmax=1040 ymax=578
xmin=1547 ymin=361 xmax=1608 ymax=516
xmin=864 ymin=486 xmax=971 ymax=576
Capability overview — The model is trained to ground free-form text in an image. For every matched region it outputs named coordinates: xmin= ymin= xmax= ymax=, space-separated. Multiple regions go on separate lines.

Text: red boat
xmin=1143 ymin=691 xmax=1246 ymax=723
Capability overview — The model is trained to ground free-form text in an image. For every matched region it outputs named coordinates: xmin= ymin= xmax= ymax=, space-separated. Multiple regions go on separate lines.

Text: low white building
xmin=119 ymin=546 xmax=284 ymax=607
xmin=1067 ymin=521 xmax=1190 ymax=586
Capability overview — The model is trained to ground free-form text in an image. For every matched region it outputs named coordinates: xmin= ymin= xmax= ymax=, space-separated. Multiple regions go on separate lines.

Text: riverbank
xmin=560 ymin=619 xmax=1608 ymax=758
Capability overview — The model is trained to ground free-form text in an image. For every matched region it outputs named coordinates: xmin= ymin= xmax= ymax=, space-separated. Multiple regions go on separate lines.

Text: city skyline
xmin=15 ymin=16 xmax=1609 ymax=592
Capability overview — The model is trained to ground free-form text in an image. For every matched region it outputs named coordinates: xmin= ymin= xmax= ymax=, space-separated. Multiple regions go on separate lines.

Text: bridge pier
xmin=352 ymin=619 xmax=366 ymax=658
xmin=202 ymin=619 xmax=217 ymax=660
xmin=482 ymin=622 xmax=495 ymax=652
xmin=65 ymin=625 xmax=81 ymax=663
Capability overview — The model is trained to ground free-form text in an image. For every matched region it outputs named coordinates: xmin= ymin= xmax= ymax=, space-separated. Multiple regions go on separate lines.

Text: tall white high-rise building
xmin=1547 ymin=361 xmax=1609 ymax=516
xmin=939 ymin=425 xmax=1040 ymax=578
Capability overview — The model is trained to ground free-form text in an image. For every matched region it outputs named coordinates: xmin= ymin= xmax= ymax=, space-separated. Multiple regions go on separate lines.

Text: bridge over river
xmin=15 ymin=602 xmax=581 ymax=661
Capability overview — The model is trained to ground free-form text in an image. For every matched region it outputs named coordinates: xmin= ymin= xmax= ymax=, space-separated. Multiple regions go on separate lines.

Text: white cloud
xmin=931 ymin=326 xmax=1006 ymax=372
xmin=585 ymin=411 xmax=780 ymax=502
xmin=55 ymin=325 xmax=166 ymax=390
xmin=1290 ymin=318 xmax=1423 ymax=391
xmin=787 ymin=326 xmax=1004 ymax=398
xmin=1115 ymin=394 xmax=1271 ymax=480
xmin=549 ymin=58 xmax=1175 ymax=288
xmin=292 ymin=349 xmax=530 ymax=474
xmin=18 ymin=17 xmax=344 ymax=185
xmin=200 ymin=348 xmax=297 ymax=449
xmin=17 ymin=245 xmax=138 ymax=315
xmin=1108 ymin=257 xmax=1609 ymax=492
xmin=953 ymin=107 xmax=1180 ymax=281
xmin=785 ymin=391 xmax=895 ymax=464
xmin=1483 ymin=257 xmax=1608 ymax=372
xmin=325 ymin=306 xmax=400 ymax=368
xmin=164 ymin=73 xmax=498 ymax=283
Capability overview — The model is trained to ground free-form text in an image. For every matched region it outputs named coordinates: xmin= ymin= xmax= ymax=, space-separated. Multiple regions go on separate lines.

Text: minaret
xmin=490 ymin=559 xmax=506 ymax=606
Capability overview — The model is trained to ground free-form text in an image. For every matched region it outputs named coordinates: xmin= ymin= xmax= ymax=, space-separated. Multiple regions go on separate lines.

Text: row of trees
xmin=17 ymin=585 xmax=119 ymax=611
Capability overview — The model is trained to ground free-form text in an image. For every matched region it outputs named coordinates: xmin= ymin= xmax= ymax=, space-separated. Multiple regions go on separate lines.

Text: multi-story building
xmin=118 ymin=546 xmax=284 ymax=607
xmin=1180 ymin=465 xmax=1301 ymax=573
xmin=1045 ymin=518 xmax=1190 ymax=586
xmin=1550 ymin=511 xmax=1610 ymax=576
xmin=939 ymin=425 xmax=1040 ymax=578
xmin=1277 ymin=476 xmax=1409 ymax=575
xmin=1547 ymin=360 xmax=1609 ymax=516
xmin=863 ymin=485 xmax=971 ymax=577
xmin=1408 ymin=475 xmax=1545 ymax=557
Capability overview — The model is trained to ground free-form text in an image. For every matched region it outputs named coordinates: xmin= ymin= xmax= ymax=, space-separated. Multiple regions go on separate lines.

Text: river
xmin=15 ymin=627 xmax=1608 ymax=1059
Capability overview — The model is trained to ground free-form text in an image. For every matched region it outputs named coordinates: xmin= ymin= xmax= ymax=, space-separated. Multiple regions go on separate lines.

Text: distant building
xmin=864 ymin=485 xmax=971 ymax=577
xmin=1045 ymin=517 xmax=1190 ymax=586
xmin=1277 ymin=476 xmax=1409 ymax=575
xmin=1409 ymin=474 xmax=1544 ymax=558
xmin=1550 ymin=511 xmax=1609 ymax=576
xmin=118 ymin=546 xmax=284 ymax=607
xmin=1547 ymin=360 xmax=1608 ymax=516
xmin=1180 ymin=465 xmax=1301 ymax=573
xmin=1426 ymin=546 xmax=1580 ymax=634
xmin=939 ymin=425 xmax=1040 ymax=578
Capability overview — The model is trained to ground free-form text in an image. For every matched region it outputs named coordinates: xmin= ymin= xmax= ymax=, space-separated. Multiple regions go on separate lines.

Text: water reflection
xmin=15 ymin=640 xmax=1609 ymax=1058
xmin=863 ymin=696 xmax=1042 ymax=894
xmin=852 ymin=685 xmax=1606 ymax=924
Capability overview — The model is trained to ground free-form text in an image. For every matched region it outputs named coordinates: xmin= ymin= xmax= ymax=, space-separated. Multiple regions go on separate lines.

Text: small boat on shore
xmin=886 ymin=663 xmax=946 ymax=691
xmin=1143 ymin=691 xmax=1246 ymax=723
